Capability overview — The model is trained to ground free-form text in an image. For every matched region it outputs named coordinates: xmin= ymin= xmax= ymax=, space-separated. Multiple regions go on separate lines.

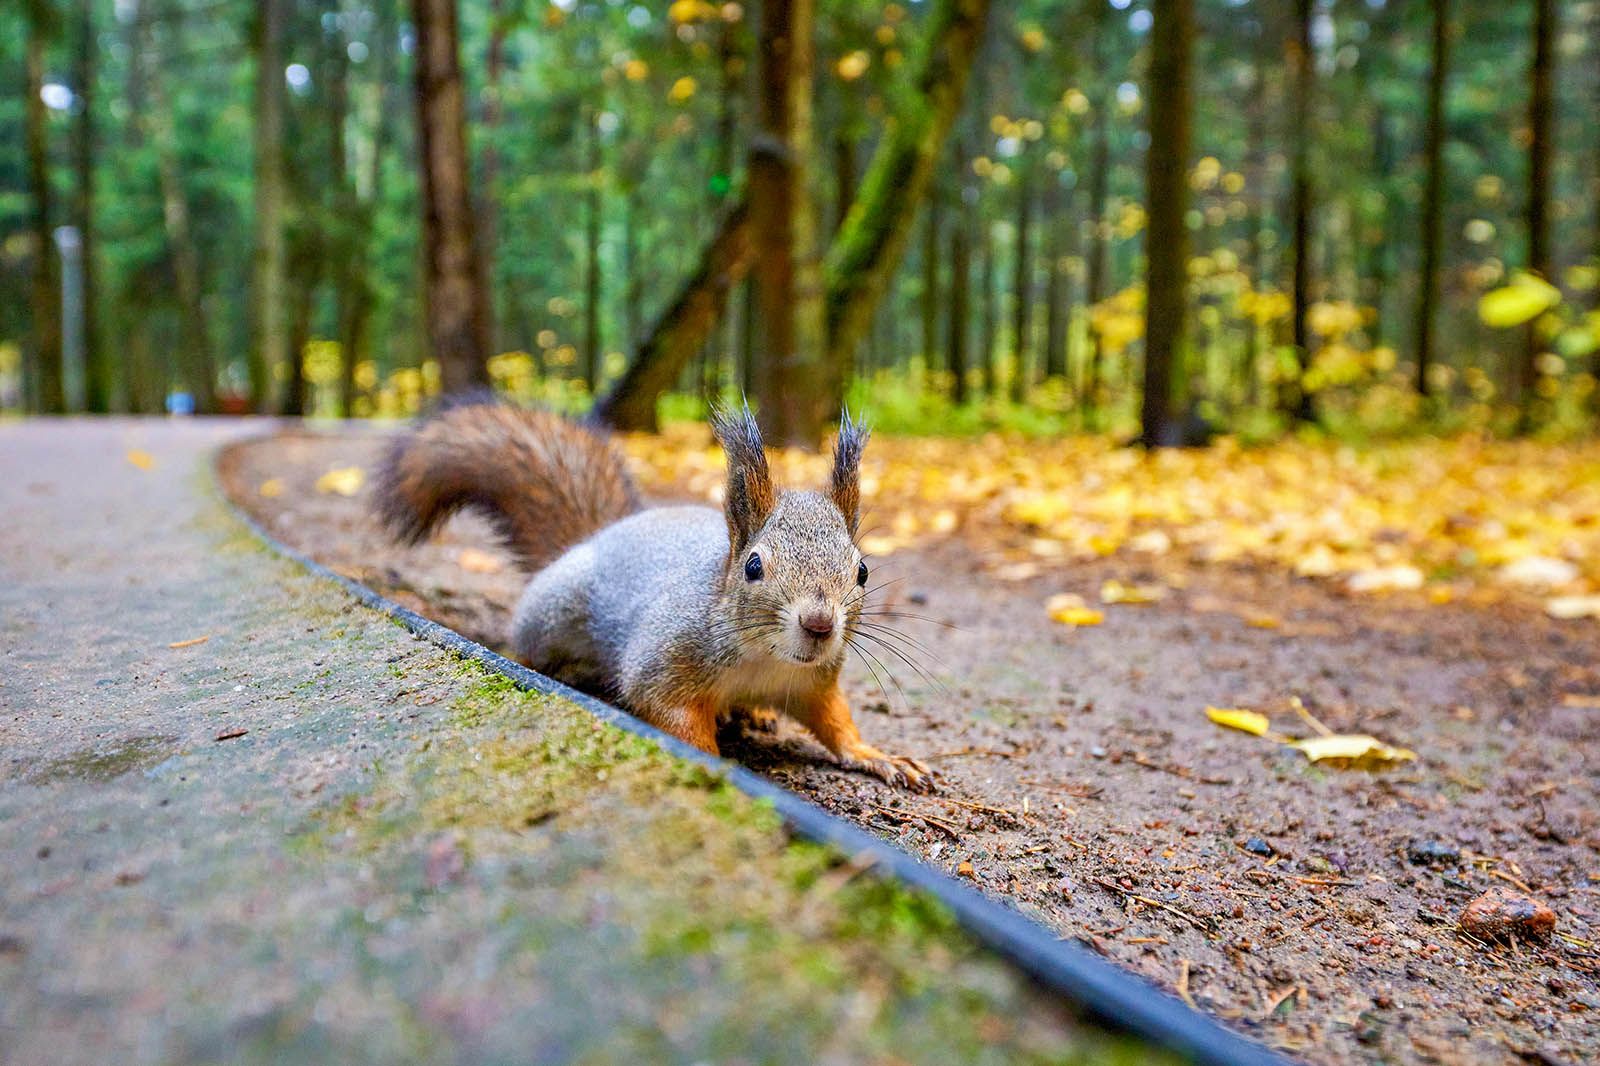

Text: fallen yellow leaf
xmin=315 ymin=466 xmax=366 ymax=496
xmin=1244 ymin=613 xmax=1281 ymax=629
xmin=1546 ymin=595 xmax=1600 ymax=620
xmin=1206 ymin=707 xmax=1270 ymax=736
xmin=1100 ymin=579 xmax=1165 ymax=605
xmin=126 ymin=449 xmax=155 ymax=470
xmin=258 ymin=478 xmax=284 ymax=498
xmin=457 ymin=547 xmax=503 ymax=574
xmin=1346 ymin=565 xmax=1424 ymax=594
xmin=1046 ymin=593 xmax=1103 ymax=627
xmin=1291 ymin=734 xmax=1417 ymax=768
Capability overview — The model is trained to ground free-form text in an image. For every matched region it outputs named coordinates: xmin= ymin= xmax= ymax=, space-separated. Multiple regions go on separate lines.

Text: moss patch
xmin=26 ymin=734 xmax=180 ymax=785
xmin=295 ymin=658 xmax=1169 ymax=1064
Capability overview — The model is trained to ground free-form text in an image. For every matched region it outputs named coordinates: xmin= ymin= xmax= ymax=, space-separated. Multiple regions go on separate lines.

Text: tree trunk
xmin=411 ymin=0 xmax=491 ymax=395
xmin=281 ymin=240 xmax=319 ymax=417
xmin=1042 ymin=175 xmax=1067 ymax=381
xmin=947 ymin=151 xmax=971 ymax=406
xmin=1287 ymin=0 xmax=1315 ymax=422
xmin=479 ymin=0 xmax=507 ymax=350
xmin=1415 ymin=0 xmax=1449 ymax=399
xmin=249 ymin=0 xmax=288 ymax=412
xmin=143 ymin=0 xmax=217 ymax=413
xmin=1009 ymin=158 xmax=1034 ymax=404
xmin=750 ymin=0 xmax=825 ymax=445
xmin=1083 ymin=82 xmax=1110 ymax=422
xmin=581 ymin=106 xmax=603 ymax=393
xmin=921 ymin=194 xmax=942 ymax=371
xmin=1141 ymin=0 xmax=1193 ymax=448
xmin=1520 ymin=0 xmax=1555 ymax=425
xmin=26 ymin=0 xmax=64 ymax=414
xmin=823 ymin=0 xmax=992 ymax=393
xmin=979 ymin=216 xmax=998 ymax=396
xmin=833 ymin=131 xmax=857 ymax=237
xmin=75 ymin=0 xmax=106 ymax=413
xmin=597 ymin=0 xmax=989 ymax=433
xmin=594 ymin=202 xmax=753 ymax=431
xmin=339 ymin=0 xmax=392 ymax=417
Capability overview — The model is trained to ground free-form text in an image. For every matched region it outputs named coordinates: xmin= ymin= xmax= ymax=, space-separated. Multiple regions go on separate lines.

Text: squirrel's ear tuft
xmin=711 ymin=402 xmax=775 ymax=550
xmin=829 ymin=409 xmax=869 ymax=534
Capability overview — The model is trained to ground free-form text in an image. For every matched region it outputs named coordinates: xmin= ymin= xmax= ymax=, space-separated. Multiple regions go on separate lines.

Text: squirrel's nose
xmin=799 ymin=608 xmax=835 ymax=639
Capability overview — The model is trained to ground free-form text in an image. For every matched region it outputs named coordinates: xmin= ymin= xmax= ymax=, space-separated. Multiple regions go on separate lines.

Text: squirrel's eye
xmin=856 ymin=560 xmax=869 ymax=587
xmin=744 ymin=553 xmax=764 ymax=582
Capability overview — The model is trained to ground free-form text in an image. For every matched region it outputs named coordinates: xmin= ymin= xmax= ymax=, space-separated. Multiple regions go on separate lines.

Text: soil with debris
xmin=220 ymin=426 xmax=1600 ymax=1066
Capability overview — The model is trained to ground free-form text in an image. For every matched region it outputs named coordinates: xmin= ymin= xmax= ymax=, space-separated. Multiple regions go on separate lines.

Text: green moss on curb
xmin=290 ymin=660 xmax=1166 ymax=1063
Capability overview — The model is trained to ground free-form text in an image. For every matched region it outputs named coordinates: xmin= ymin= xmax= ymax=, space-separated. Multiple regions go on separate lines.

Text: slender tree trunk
xmin=1287 ymin=0 xmax=1315 ymax=422
xmin=823 ymin=0 xmax=992 ymax=391
xmin=593 ymin=205 xmax=754 ymax=430
xmin=947 ymin=146 xmax=971 ymax=405
xmin=1592 ymin=4 xmax=1600 ymax=408
xmin=750 ymin=0 xmax=824 ymax=445
xmin=1415 ymin=0 xmax=1450 ymax=399
xmin=757 ymin=18 xmax=807 ymax=422
xmin=1009 ymin=158 xmax=1034 ymax=404
xmin=26 ymin=1 xmax=64 ymax=413
xmin=479 ymin=0 xmax=507 ymax=350
xmin=120 ymin=0 xmax=151 ymax=413
xmin=340 ymin=0 xmax=392 ymax=417
xmin=1141 ymin=0 xmax=1193 ymax=448
xmin=787 ymin=0 xmax=825 ymax=435
xmin=921 ymin=193 xmax=942 ymax=372
xmin=249 ymin=0 xmax=287 ymax=412
xmin=833 ymin=131 xmax=857 ymax=237
xmin=1042 ymin=176 xmax=1067 ymax=381
xmin=979 ymin=216 xmax=998 ymax=397
xmin=1520 ymin=0 xmax=1555 ymax=426
xmin=74 ymin=0 xmax=106 ymax=412
xmin=1084 ymin=87 xmax=1110 ymax=422
xmin=411 ymin=0 xmax=491 ymax=394
xmin=144 ymin=0 xmax=217 ymax=412
xmin=282 ymin=241 xmax=319 ymax=417
xmin=581 ymin=106 xmax=603 ymax=392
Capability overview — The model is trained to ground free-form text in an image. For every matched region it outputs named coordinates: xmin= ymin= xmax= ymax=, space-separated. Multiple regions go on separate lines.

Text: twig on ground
xmin=1094 ymin=877 xmax=1216 ymax=934
xmin=1129 ymin=753 xmax=1231 ymax=786
xmin=1176 ymin=959 xmax=1198 ymax=1009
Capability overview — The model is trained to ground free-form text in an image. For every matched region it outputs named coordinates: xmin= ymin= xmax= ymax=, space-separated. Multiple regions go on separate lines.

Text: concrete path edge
xmin=215 ymin=438 xmax=1295 ymax=1066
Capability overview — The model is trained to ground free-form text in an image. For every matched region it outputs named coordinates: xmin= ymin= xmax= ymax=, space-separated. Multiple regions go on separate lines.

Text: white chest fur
xmin=711 ymin=653 xmax=829 ymax=714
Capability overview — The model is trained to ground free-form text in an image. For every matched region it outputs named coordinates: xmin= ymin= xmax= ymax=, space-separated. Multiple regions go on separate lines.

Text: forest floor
xmin=220 ymin=423 xmax=1600 ymax=1066
xmin=1 ymin=419 xmax=1152 ymax=1066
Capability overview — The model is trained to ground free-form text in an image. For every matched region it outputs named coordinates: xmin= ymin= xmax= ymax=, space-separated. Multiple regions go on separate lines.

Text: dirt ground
xmin=219 ymin=426 xmax=1600 ymax=1066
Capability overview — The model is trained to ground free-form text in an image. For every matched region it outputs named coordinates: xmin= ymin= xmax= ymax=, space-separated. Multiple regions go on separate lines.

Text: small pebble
xmin=1458 ymin=888 xmax=1556 ymax=943
xmin=1242 ymin=837 xmax=1275 ymax=857
xmin=1407 ymin=839 xmax=1461 ymax=866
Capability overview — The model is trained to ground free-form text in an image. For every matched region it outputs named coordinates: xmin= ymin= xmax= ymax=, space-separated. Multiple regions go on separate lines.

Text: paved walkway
xmin=0 ymin=419 xmax=1146 ymax=1066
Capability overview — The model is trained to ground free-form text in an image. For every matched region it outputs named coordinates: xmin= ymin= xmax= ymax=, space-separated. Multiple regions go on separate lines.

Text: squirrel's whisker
xmin=845 ymin=640 xmax=896 ymax=709
xmin=852 ymin=619 xmax=944 ymax=663
xmin=844 ymin=635 xmax=909 ymax=710
xmin=848 ymin=628 xmax=947 ymax=697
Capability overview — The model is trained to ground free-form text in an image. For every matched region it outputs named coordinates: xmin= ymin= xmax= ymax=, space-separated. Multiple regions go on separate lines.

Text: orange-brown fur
xmin=375 ymin=401 xmax=640 ymax=570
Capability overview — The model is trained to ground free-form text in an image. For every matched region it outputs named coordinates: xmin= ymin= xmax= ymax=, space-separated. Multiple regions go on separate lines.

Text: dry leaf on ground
xmin=1291 ymin=734 xmax=1417 ymax=768
xmin=315 ymin=466 xmax=366 ymax=496
xmin=1205 ymin=707 xmax=1271 ymax=736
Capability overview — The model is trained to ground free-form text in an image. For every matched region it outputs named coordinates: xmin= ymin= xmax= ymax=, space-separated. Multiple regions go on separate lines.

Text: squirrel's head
xmin=711 ymin=405 xmax=869 ymax=670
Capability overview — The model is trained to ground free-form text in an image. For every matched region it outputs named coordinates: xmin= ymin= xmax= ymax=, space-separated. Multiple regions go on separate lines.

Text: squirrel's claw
xmin=839 ymin=742 xmax=934 ymax=792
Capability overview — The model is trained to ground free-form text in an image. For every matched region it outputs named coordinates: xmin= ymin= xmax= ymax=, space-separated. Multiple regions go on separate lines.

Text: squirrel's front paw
xmin=839 ymin=741 xmax=933 ymax=791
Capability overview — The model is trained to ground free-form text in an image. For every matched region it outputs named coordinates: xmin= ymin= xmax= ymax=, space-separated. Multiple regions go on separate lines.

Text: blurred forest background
xmin=3 ymin=0 xmax=1598 ymax=446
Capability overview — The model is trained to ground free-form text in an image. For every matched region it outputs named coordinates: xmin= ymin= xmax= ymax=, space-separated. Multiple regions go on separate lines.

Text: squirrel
xmin=374 ymin=398 xmax=930 ymax=789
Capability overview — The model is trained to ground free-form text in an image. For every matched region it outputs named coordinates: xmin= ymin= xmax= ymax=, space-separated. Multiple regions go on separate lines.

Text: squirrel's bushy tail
xmin=374 ymin=398 xmax=641 ymax=570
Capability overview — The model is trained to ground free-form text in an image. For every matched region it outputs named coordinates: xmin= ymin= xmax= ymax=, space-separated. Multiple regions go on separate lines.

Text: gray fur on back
xmin=510 ymin=505 xmax=727 ymax=698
